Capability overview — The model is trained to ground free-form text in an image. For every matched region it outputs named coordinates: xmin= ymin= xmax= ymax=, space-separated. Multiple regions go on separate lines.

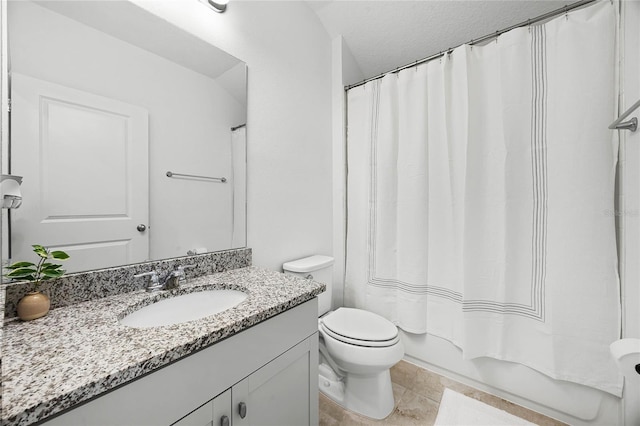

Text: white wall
xmin=9 ymin=1 xmax=246 ymax=262
xmin=618 ymin=3 xmax=640 ymax=424
xmin=134 ymin=1 xmax=333 ymax=272
xmin=620 ymin=0 xmax=640 ymax=342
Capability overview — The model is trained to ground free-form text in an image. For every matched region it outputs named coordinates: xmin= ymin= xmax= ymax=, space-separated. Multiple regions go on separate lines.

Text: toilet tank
xmin=283 ymin=255 xmax=333 ymax=316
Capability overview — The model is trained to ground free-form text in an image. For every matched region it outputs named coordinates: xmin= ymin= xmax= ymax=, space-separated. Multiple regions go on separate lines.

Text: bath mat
xmin=434 ymin=388 xmax=535 ymax=426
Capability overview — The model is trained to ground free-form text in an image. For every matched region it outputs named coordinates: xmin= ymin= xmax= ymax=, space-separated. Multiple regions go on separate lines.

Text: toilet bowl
xmin=283 ymin=255 xmax=405 ymax=420
xmin=319 ymin=308 xmax=404 ymax=419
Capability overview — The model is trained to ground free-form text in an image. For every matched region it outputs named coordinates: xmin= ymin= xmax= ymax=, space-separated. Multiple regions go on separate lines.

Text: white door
xmin=10 ymin=73 xmax=149 ymax=272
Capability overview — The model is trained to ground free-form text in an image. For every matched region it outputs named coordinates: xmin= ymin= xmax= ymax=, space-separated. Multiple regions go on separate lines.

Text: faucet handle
xmin=175 ymin=264 xmax=196 ymax=281
xmin=134 ymin=270 xmax=161 ymax=290
xmin=134 ymin=270 xmax=159 ymax=281
xmin=176 ymin=264 xmax=196 ymax=274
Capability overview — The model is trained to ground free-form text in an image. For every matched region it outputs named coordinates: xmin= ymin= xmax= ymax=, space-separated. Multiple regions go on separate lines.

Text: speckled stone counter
xmin=1 ymin=267 xmax=324 ymax=426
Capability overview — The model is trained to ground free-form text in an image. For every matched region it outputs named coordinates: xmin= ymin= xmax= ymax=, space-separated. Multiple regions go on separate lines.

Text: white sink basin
xmin=120 ymin=289 xmax=247 ymax=328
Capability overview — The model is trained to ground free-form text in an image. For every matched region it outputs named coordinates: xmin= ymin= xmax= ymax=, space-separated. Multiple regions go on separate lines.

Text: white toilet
xmin=283 ymin=255 xmax=404 ymax=420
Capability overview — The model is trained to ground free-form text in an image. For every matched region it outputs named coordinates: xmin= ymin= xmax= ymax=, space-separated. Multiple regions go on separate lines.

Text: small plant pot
xmin=17 ymin=291 xmax=50 ymax=321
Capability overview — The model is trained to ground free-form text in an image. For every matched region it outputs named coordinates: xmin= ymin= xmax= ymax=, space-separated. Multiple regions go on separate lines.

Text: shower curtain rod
xmin=345 ymin=0 xmax=597 ymax=91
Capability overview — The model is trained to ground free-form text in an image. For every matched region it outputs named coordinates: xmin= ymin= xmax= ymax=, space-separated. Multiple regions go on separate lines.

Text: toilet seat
xmin=320 ymin=323 xmax=400 ymax=347
xmin=320 ymin=308 xmax=399 ymax=348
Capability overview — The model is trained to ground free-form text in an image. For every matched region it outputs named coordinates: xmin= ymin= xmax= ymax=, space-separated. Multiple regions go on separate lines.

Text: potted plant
xmin=5 ymin=244 xmax=70 ymax=320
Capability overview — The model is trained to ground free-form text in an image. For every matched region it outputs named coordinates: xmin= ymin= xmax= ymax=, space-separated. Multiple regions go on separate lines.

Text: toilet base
xmin=319 ymin=363 xmax=345 ymax=405
xmin=319 ymin=364 xmax=395 ymax=420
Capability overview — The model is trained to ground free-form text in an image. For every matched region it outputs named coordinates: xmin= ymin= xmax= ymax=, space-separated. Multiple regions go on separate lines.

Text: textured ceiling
xmin=309 ymin=0 xmax=575 ymax=80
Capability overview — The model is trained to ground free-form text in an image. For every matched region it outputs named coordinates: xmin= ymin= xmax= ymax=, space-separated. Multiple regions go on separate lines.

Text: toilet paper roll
xmin=610 ymin=338 xmax=640 ymax=370
xmin=1 ymin=179 xmax=22 ymax=209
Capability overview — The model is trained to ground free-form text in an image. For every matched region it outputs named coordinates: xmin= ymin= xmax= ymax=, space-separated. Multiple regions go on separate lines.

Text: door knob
xmin=220 ymin=415 xmax=230 ymax=426
xmin=137 ymin=224 xmax=147 ymax=232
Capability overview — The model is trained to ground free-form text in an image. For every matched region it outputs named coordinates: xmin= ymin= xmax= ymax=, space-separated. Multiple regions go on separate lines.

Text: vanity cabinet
xmin=43 ymin=299 xmax=319 ymax=426
xmin=174 ymin=337 xmax=312 ymax=426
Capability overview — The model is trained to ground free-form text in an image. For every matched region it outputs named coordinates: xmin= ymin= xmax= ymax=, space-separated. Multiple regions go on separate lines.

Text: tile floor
xmin=319 ymin=360 xmax=567 ymax=426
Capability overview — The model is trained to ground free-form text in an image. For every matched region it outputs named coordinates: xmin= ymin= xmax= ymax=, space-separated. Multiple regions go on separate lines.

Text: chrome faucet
xmin=133 ymin=270 xmax=162 ymax=292
xmin=161 ymin=265 xmax=196 ymax=290
xmin=134 ymin=265 xmax=196 ymax=292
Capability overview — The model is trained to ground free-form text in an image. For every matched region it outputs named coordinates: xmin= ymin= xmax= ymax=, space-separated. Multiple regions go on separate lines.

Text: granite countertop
xmin=1 ymin=267 xmax=325 ymax=426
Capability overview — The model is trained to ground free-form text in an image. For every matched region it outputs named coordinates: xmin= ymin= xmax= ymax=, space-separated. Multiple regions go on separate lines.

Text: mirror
xmin=2 ymin=0 xmax=247 ymax=275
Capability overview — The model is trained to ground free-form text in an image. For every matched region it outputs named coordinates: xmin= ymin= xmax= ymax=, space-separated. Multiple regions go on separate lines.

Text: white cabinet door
xmin=172 ymin=400 xmax=212 ymax=426
xmin=212 ymin=388 xmax=232 ymax=426
xmin=231 ymin=377 xmax=249 ymax=426
xmin=173 ymin=388 xmax=231 ymax=426
xmin=232 ymin=337 xmax=314 ymax=426
xmin=10 ymin=73 xmax=149 ymax=272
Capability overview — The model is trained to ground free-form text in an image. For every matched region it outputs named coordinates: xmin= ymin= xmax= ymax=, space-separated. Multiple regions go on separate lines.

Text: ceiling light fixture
xmin=206 ymin=0 xmax=228 ymax=13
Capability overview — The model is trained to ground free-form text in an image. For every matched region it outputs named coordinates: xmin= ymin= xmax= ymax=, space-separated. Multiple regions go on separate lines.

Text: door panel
xmin=10 ymin=73 xmax=149 ymax=271
xmin=42 ymin=99 xmax=130 ymax=217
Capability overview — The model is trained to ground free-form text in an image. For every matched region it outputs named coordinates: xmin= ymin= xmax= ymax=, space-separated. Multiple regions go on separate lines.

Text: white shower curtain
xmin=345 ymin=1 xmax=622 ymax=395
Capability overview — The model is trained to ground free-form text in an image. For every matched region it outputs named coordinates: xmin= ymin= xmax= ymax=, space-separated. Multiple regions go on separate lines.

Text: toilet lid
xmin=321 ymin=308 xmax=398 ymax=343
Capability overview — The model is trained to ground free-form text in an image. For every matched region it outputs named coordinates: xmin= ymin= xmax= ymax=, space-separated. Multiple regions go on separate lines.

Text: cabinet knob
xmin=238 ymin=401 xmax=247 ymax=419
xmin=220 ymin=415 xmax=230 ymax=426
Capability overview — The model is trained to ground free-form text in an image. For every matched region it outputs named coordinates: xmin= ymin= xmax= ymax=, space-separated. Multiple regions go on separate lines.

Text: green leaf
xmin=41 ymin=263 xmax=63 ymax=271
xmin=8 ymin=245 xmax=70 ymax=281
xmin=51 ymin=251 xmax=70 ymax=260
xmin=32 ymin=245 xmax=49 ymax=258
xmin=5 ymin=261 xmax=36 ymax=270
xmin=41 ymin=269 xmax=65 ymax=278
xmin=6 ymin=268 xmax=37 ymax=279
